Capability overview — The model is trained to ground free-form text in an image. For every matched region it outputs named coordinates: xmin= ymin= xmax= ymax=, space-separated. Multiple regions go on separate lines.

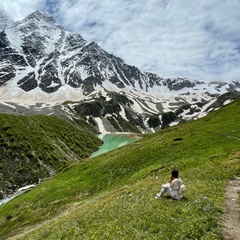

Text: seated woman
xmin=155 ymin=169 xmax=185 ymax=200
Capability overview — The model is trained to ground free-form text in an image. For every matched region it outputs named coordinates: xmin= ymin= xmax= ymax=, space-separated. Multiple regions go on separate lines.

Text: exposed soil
xmin=222 ymin=178 xmax=240 ymax=240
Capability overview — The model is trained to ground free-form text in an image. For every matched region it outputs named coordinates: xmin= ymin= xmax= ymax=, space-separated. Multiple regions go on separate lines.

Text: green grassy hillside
xmin=0 ymin=114 xmax=101 ymax=198
xmin=1 ymin=99 xmax=240 ymax=239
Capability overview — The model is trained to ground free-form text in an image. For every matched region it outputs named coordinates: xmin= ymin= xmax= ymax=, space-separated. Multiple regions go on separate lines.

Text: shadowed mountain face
xmin=0 ymin=10 xmax=240 ymax=132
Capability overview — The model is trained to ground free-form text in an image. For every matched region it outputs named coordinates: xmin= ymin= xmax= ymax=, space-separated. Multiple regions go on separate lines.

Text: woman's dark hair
xmin=171 ymin=170 xmax=179 ymax=178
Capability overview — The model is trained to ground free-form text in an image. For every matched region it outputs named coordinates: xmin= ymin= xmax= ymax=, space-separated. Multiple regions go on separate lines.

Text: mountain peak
xmin=10 ymin=10 xmax=63 ymax=37
xmin=24 ymin=10 xmax=57 ymax=25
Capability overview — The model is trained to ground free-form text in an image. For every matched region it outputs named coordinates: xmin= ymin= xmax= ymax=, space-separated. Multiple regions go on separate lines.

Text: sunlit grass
xmin=0 ymin=113 xmax=101 ymax=198
xmin=0 ymin=99 xmax=240 ymax=239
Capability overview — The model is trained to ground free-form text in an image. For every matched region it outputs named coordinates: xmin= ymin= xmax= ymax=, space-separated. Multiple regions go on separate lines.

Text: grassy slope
xmin=0 ymin=99 xmax=240 ymax=239
xmin=0 ymin=114 xmax=101 ymax=196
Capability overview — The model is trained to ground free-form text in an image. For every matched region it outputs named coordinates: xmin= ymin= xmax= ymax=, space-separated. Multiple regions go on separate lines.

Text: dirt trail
xmin=222 ymin=178 xmax=240 ymax=240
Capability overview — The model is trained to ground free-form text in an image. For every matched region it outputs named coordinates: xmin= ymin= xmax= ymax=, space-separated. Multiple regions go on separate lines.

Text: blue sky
xmin=0 ymin=0 xmax=240 ymax=82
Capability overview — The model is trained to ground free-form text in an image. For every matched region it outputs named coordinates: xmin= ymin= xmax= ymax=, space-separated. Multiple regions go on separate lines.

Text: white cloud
xmin=0 ymin=0 xmax=43 ymax=20
xmin=0 ymin=0 xmax=240 ymax=82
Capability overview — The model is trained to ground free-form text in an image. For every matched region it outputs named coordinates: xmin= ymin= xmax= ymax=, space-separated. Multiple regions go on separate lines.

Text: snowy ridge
xmin=0 ymin=10 xmax=240 ymax=133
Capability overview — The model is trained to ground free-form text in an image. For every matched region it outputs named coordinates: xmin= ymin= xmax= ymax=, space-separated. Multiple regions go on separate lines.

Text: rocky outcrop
xmin=0 ymin=60 xmax=15 ymax=86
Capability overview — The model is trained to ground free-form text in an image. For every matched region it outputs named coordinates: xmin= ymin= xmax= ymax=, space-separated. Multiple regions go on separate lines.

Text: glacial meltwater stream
xmin=0 ymin=133 xmax=138 ymax=205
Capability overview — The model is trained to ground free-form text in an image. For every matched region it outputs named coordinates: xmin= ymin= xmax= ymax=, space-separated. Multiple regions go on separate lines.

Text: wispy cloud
xmin=0 ymin=0 xmax=43 ymax=20
xmin=1 ymin=0 xmax=240 ymax=82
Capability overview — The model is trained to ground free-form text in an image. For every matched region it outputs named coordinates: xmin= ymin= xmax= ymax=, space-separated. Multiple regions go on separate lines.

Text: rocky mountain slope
xmin=0 ymin=113 xmax=101 ymax=199
xmin=0 ymin=10 xmax=240 ymax=133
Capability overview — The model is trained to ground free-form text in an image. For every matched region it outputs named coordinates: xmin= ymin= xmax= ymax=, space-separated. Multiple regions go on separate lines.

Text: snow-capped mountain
xmin=0 ymin=10 xmax=239 ymax=133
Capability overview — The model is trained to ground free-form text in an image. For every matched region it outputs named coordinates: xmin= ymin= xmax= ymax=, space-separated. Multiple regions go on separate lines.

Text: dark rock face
xmin=17 ymin=72 xmax=38 ymax=91
xmin=228 ymin=81 xmax=240 ymax=91
xmin=74 ymin=93 xmax=147 ymax=132
xmin=147 ymin=115 xmax=161 ymax=129
xmin=206 ymin=91 xmax=240 ymax=111
xmin=39 ymin=63 xmax=62 ymax=93
xmin=82 ymin=76 xmax=102 ymax=95
xmin=0 ymin=31 xmax=10 ymax=48
xmin=145 ymin=72 xmax=163 ymax=88
xmin=0 ymin=61 xmax=15 ymax=86
xmin=22 ymin=33 xmax=45 ymax=67
xmin=161 ymin=112 xmax=177 ymax=129
xmin=0 ymin=31 xmax=27 ymax=70
xmin=109 ymin=76 xmax=125 ymax=88
xmin=164 ymin=78 xmax=196 ymax=91
xmin=74 ymin=93 xmax=124 ymax=118
xmin=75 ymin=101 xmax=103 ymax=118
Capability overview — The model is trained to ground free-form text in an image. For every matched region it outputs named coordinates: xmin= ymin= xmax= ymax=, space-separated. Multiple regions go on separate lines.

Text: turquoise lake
xmin=91 ymin=134 xmax=137 ymax=157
